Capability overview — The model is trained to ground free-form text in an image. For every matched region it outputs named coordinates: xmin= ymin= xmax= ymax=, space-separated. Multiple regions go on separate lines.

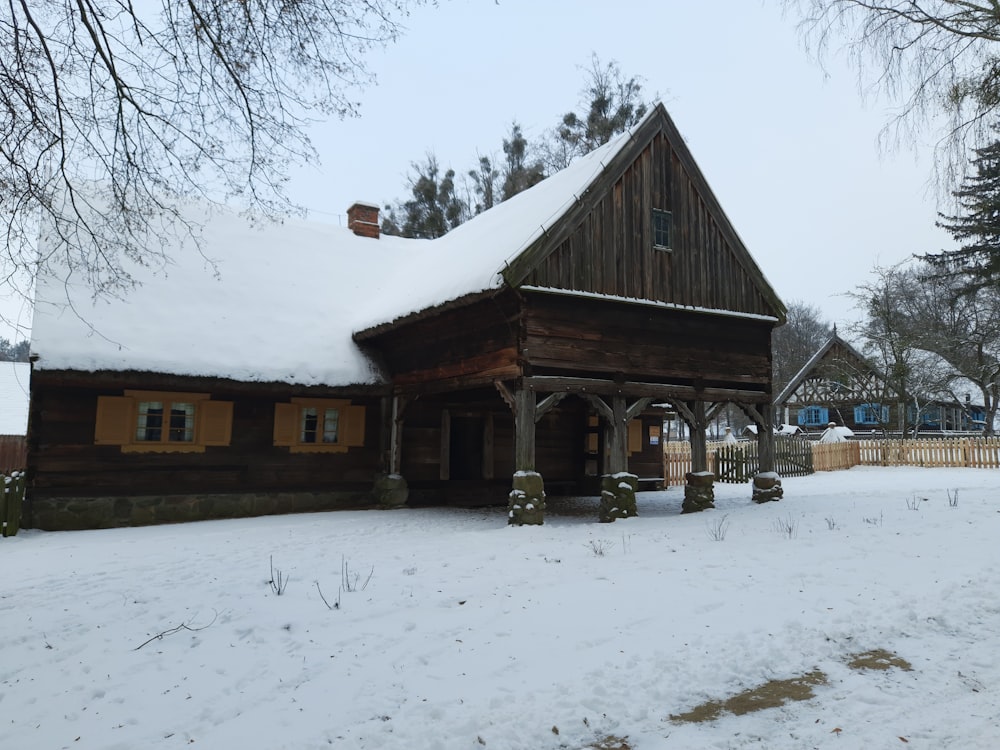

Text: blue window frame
xmin=797 ymin=405 xmax=828 ymax=427
xmin=854 ymin=403 xmax=889 ymax=425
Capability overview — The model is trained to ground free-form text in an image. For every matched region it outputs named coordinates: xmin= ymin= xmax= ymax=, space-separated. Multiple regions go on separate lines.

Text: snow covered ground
xmin=2 ymin=466 xmax=999 ymax=749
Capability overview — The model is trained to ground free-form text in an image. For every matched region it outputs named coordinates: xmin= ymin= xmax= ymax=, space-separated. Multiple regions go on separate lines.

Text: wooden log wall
xmin=523 ymin=132 xmax=775 ymax=318
xmin=399 ymin=393 xmax=586 ymax=486
xmin=522 ymin=292 xmax=772 ymax=392
xmin=28 ymin=377 xmax=382 ymax=502
xmin=357 ymin=294 xmax=521 ymax=392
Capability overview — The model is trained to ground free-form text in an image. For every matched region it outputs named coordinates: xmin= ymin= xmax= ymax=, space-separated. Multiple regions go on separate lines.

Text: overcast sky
xmin=4 ymin=0 xmax=957 ymax=343
xmin=287 ymin=0 xmax=955 ymax=330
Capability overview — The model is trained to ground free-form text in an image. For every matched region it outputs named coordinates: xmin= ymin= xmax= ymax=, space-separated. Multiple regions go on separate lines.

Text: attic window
xmin=652 ymin=208 xmax=672 ymax=250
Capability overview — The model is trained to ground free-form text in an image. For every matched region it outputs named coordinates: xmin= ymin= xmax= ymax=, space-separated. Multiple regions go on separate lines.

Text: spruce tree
xmin=931 ymin=136 xmax=1000 ymax=289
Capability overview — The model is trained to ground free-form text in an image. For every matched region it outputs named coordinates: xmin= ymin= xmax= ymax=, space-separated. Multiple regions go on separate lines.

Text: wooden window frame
xmin=94 ymin=390 xmax=233 ymax=453
xmin=798 ymin=405 xmax=828 ymax=427
xmin=652 ymin=208 xmax=673 ymax=251
xmin=854 ymin=403 xmax=888 ymax=426
xmin=272 ymin=398 xmax=366 ymax=453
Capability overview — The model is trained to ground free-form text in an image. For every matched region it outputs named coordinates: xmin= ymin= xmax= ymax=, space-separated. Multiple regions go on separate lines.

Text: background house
xmin=775 ymin=332 xmax=986 ymax=435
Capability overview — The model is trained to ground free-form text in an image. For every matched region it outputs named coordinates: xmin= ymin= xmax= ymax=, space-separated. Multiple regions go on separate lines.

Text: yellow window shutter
xmin=273 ymin=402 xmax=298 ymax=446
xmin=628 ymin=418 xmax=642 ymax=454
xmin=343 ymin=404 xmax=366 ymax=447
xmin=199 ymin=400 xmax=233 ymax=446
xmin=95 ymin=396 xmax=134 ymax=445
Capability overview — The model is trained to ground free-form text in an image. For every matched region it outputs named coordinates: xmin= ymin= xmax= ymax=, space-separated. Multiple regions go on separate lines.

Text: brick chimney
xmin=347 ymin=201 xmax=380 ymax=239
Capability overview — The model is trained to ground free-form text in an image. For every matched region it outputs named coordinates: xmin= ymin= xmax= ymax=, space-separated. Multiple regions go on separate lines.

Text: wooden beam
xmin=706 ymin=401 xmax=727 ymax=422
xmin=581 ymin=393 xmax=614 ymax=422
xmin=535 ymin=391 xmax=570 ymax=422
xmin=606 ymin=395 xmax=629 ymax=474
xmin=389 ymin=395 xmax=409 ymax=475
xmin=514 ymin=388 xmax=536 ymax=471
xmin=494 ymin=379 xmax=516 ymax=412
xmin=625 ymin=397 xmax=654 ymax=421
xmin=522 ymin=375 xmax=769 ymax=403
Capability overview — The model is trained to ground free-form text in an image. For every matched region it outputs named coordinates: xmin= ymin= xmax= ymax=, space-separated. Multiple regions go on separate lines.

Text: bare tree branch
xmin=1 ymin=0 xmax=424 ymax=323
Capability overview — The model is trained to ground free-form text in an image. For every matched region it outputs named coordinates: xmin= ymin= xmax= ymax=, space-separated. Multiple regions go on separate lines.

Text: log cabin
xmin=27 ymin=104 xmax=786 ymax=530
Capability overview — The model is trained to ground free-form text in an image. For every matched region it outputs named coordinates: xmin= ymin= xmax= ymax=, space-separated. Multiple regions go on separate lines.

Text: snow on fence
xmin=663 ymin=436 xmax=1000 ymax=485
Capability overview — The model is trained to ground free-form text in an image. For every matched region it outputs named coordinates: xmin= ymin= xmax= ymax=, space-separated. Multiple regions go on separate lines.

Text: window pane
xmin=136 ymin=401 xmax=163 ymax=442
xmin=301 ymin=407 xmax=318 ymax=443
xmin=653 ymin=209 xmax=672 ymax=248
xmin=322 ymin=408 xmax=340 ymax=443
xmin=168 ymin=402 xmax=195 ymax=442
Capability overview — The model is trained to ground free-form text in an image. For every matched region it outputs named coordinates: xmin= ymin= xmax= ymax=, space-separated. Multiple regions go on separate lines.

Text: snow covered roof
xmin=31 ymin=104 xmax=778 ymax=388
xmin=0 ymin=362 xmax=30 ymax=434
xmin=30 ymin=123 xmax=632 ymax=386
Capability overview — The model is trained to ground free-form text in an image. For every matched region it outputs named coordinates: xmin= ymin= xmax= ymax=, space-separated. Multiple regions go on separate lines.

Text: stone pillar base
xmin=599 ymin=472 xmax=638 ymax=523
xmin=752 ymin=472 xmax=783 ymax=504
xmin=682 ymin=471 xmax=715 ymax=513
xmin=508 ymin=471 xmax=545 ymax=526
xmin=373 ymin=473 xmax=409 ymax=508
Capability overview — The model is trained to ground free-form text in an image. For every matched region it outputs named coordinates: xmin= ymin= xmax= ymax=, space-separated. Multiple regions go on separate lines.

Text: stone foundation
xmin=682 ymin=471 xmax=716 ymax=513
xmin=28 ymin=489 xmax=376 ymax=531
xmin=752 ymin=472 xmax=784 ymax=503
xmin=373 ymin=473 xmax=409 ymax=509
xmin=508 ymin=471 xmax=545 ymax=525
xmin=599 ymin=472 xmax=638 ymax=523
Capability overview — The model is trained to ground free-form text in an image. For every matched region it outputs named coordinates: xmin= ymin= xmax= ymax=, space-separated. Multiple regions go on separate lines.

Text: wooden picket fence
xmin=1 ymin=471 xmax=25 ymax=537
xmin=0 ymin=435 xmax=26 ymax=473
xmin=664 ymin=437 xmax=813 ymax=485
xmin=853 ymin=437 xmax=1000 ymax=468
xmin=663 ymin=436 xmax=1000 ymax=485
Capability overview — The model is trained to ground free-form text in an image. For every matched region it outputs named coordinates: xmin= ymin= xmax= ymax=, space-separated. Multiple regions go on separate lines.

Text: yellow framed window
xmin=95 ymin=391 xmax=233 ymax=453
xmin=273 ymin=398 xmax=365 ymax=453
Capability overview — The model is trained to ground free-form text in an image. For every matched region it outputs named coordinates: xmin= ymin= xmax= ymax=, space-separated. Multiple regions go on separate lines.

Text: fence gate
xmin=775 ymin=437 xmax=814 ymax=477
xmin=714 ymin=442 xmax=756 ymax=484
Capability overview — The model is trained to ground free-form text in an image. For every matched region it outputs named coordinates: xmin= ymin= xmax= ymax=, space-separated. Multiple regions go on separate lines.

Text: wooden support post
xmin=389 ymin=395 xmax=407 ymax=476
xmin=508 ymin=387 xmax=544 ymax=525
xmin=374 ymin=394 xmax=409 ymax=509
xmin=672 ymin=399 xmax=715 ymax=513
xmin=741 ymin=401 xmax=783 ymax=503
xmin=606 ymin=395 xmax=629 ymax=475
xmin=514 ymin=388 xmax=536 ymax=472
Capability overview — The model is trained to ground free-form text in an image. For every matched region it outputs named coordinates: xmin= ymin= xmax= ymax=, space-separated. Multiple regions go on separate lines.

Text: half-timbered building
xmin=776 ymin=332 xmax=987 ymax=434
xmin=27 ymin=104 xmax=786 ymax=529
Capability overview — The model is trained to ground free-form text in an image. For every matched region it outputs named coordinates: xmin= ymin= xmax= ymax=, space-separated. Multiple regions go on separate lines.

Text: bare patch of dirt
xmin=847 ymin=649 xmax=913 ymax=672
xmin=587 ymin=736 xmax=631 ymax=750
xmin=670 ymin=670 xmax=828 ymax=724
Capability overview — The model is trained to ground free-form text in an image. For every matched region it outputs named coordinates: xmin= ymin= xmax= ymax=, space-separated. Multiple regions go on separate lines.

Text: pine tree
xmin=931 ymin=136 xmax=1000 ymax=289
xmin=382 ymin=154 xmax=468 ymax=239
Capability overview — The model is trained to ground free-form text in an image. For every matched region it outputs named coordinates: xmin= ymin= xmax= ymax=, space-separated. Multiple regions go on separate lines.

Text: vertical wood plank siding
xmin=525 ymin=134 xmax=771 ymax=317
